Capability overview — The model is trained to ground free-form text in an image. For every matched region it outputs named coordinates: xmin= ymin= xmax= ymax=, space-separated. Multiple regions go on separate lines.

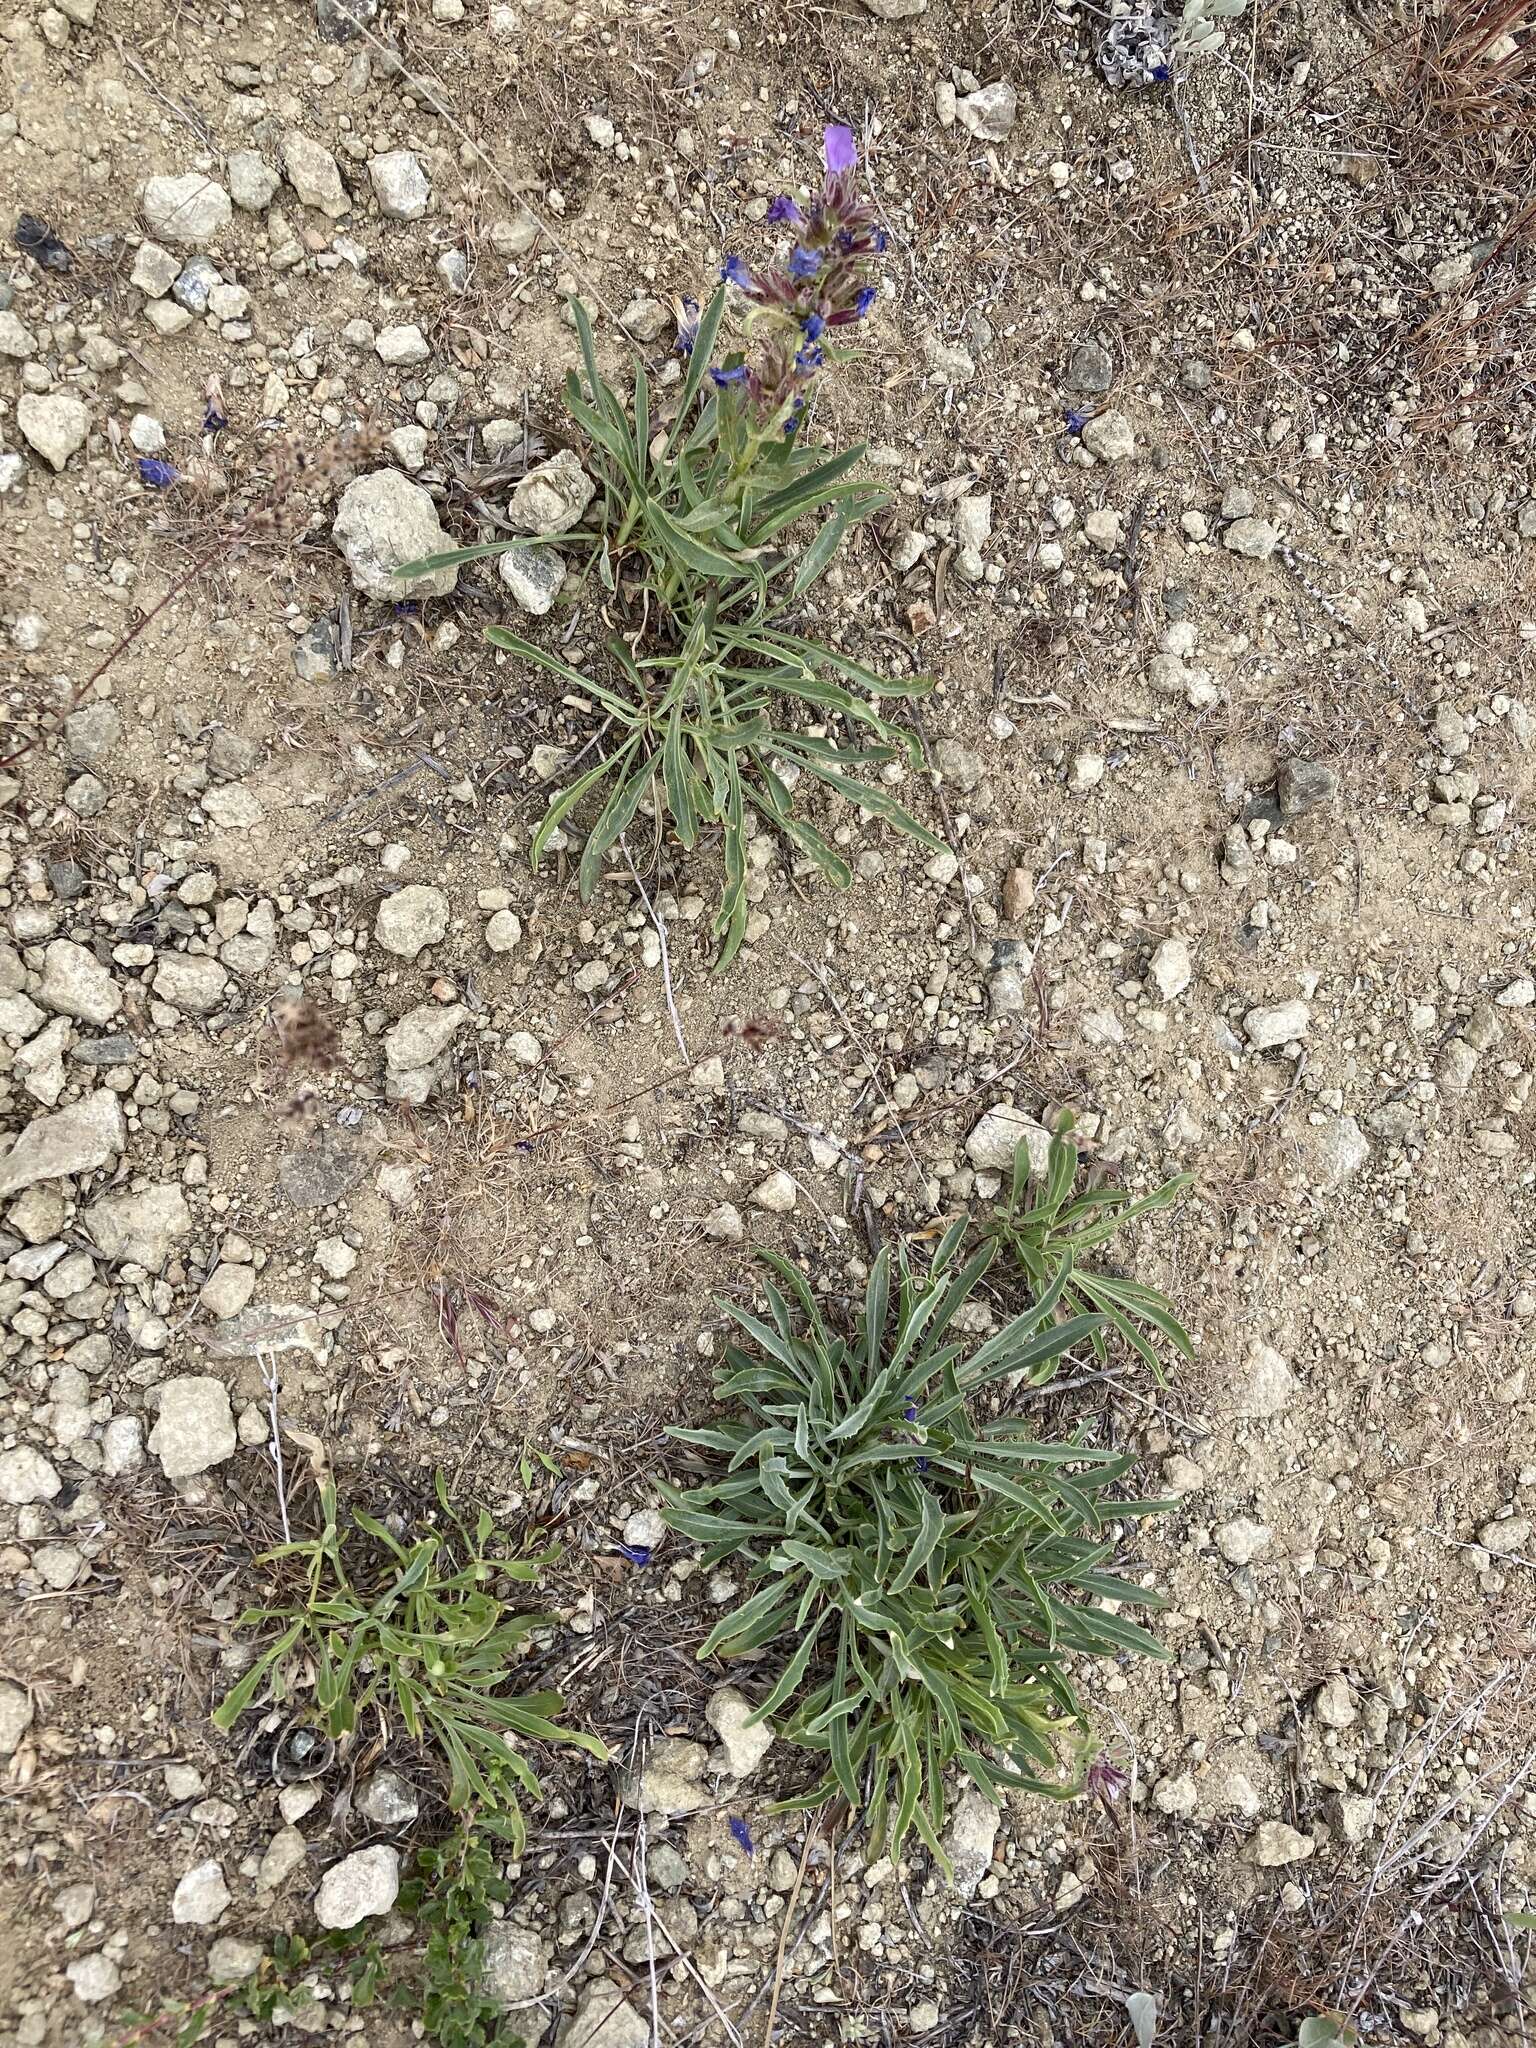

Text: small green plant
xmin=213 ymin=1471 xmax=606 ymax=1841
xmin=403 ymin=126 xmax=943 ymax=966
xmin=984 ymin=1115 xmax=1194 ymax=1381
xmin=397 ymin=1818 xmax=526 ymax=2048
xmin=659 ymin=1224 xmax=1169 ymax=1862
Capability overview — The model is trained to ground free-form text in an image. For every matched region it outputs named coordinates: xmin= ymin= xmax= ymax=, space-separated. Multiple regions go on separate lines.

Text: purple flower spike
xmin=721 ymin=255 xmax=756 ymax=291
xmin=854 ymin=285 xmax=878 ymax=318
xmin=728 ymin=1817 xmax=755 ymax=1857
xmin=787 ymin=246 xmax=822 ymax=281
xmin=137 ymin=457 xmax=178 ymax=488
xmin=616 ymin=1543 xmax=652 ymax=1567
xmin=802 ymin=313 xmax=825 ymax=342
xmin=765 ymin=195 xmax=804 ymax=226
xmin=823 ymin=124 xmax=858 ymax=176
xmin=710 ymin=364 xmax=749 ymax=387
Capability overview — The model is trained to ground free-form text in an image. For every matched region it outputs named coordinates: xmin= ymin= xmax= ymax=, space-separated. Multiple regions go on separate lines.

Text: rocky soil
xmin=1 ymin=0 xmax=1534 ymax=2041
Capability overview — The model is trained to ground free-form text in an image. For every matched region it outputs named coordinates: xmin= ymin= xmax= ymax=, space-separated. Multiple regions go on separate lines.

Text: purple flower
xmin=766 ymin=195 xmax=804 ymax=225
xmin=1087 ymin=1756 xmax=1129 ymax=1807
xmin=787 ymin=247 xmax=822 ymax=281
xmin=136 ymin=457 xmax=178 ymax=488
xmin=616 ymin=1543 xmax=652 ymax=1567
xmin=710 ymin=364 xmax=749 ymax=387
xmin=802 ymin=313 xmax=825 ymax=342
xmin=823 ymin=124 xmax=858 ymax=177
xmin=201 ymin=404 xmax=228 ymax=436
xmin=854 ymin=285 xmax=878 ymax=318
xmin=676 ymin=295 xmax=700 ymax=357
xmin=728 ymin=1817 xmax=755 ymax=1857
xmin=721 ymin=255 xmax=756 ymax=292
xmin=1065 ymin=407 xmax=1093 ymax=436
xmin=793 ymin=342 xmax=824 ymax=375
xmin=783 ymin=398 xmax=805 ymax=440
xmin=902 ymin=1400 xmax=919 ymax=1422
xmin=915 ymin=1456 xmax=930 ymax=1474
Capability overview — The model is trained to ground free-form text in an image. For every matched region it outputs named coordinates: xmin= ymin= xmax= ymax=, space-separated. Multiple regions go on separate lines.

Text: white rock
xmin=207 ymin=1937 xmax=263 ymax=1986
xmin=332 ymin=470 xmax=459 ymax=600
xmin=377 ymin=323 xmax=430 ymax=365
xmin=483 ymin=1923 xmax=550 ymax=2005
xmin=1149 ymin=937 xmax=1192 ymax=1000
xmin=704 ymin=1202 xmax=745 ymax=1243
xmin=750 ymin=1170 xmax=797 ymax=1215
xmin=149 ymin=1377 xmax=237 ymax=1479
xmin=1248 ymin=1821 xmax=1314 ymax=1868
xmin=509 ymin=449 xmax=594 ymax=535
xmin=130 ymin=241 xmax=180 ymax=296
xmin=375 ymin=884 xmax=450 ymax=957
xmin=1478 ymin=1515 xmax=1532 ymax=1556
xmin=153 ymin=954 xmax=230 ymax=1015
xmin=38 ymin=938 xmax=119 ymax=1024
xmin=622 ymin=1507 xmax=666 ymax=1551
xmin=1215 ymin=1517 xmax=1271 ymax=1566
xmin=1081 ymin=410 xmax=1135 ymax=462
xmin=358 ymin=1769 xmax=420 ymax=1825
xmin=200 ymin=1264 xmax=257 ymax=1318
xmin=956 ymin=81 xmax=1016 ymax=140
xmin=171 ymin=1859 xmax=231 ymax=1925
xmin=859 ymin=0 xmax=926 ymax=15
xmin=141 ymin=172 xmax=232 ymax=245
xmin=557 ymin=1981 xmax=651 ymax=2048
xmin=0 ymin=1088 xmax=125 ymax=1196
xmin=485 ymin=909 xmax=522 ymax=953
xmin=1244 ymin=999 xmax=1311 ymax=1050
xmin=706 ymin=1686 xmax=774 ymax=1777
xmin=1224 ymin=517 xmax=1280 ymax=561
xmin=943 ymin=1791 xmax=999 ymax=1896
xmin=280 ymin=132 xmax=349 ymax=216
xmin=385 ymin=1002 xmax=466 ymax=1071
xmin=87 ymin=1183 xmax=193 ymax=1268
xmin=227 ymin=148 xmax=280 ymax=211
xmin=369 ymin=148 xmax=432 ymax=219
xmin=102 ymin=1415 xmax=145 ymax=1476
xmin=66 ymin=1954 xmax=121 ymax=2004
xmin=0 ymin=1679 xmax=33 ymax=1755
xmin=498 ymin=543 xmax=566 ymax=615
xmin=16 ymin=393 xmax=89 ymax=471
xmin=1230 ymin=1341 xmax=1297 ymax=1419
xmin=315 ymin=1845 xmax=401 ymax=1929
xmin=965 ymin=1104 xmax=1051 ymax=1175
xmin=0 ymin=1446 xmax=63 ymax=1506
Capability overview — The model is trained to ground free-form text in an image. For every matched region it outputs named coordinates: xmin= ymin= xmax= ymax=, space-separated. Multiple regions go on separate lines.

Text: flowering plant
xmin=404 ymin=124 xmax=940 ymax=967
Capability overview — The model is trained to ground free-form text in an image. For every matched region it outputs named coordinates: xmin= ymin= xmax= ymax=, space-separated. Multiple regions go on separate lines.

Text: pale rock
xmin=377 ymin=323 xmax=430 ymax=365
xmin=172 ymin=1859 xmax=231 ymax=1926
xmin=281 ymin=132 xmax=349 ymax=217
xmin=1313 ymin=1675 xmax=1357 ymax=1729
xmin=88 ymin=1183 xmax=192 ymax=1268
xmin=1224 ymin=516 xmax=1280 ymax=561
xmin=17 ymin=393 xmax=89 ymax=471
xmin=1081 ymin=410 xmax=1135 ymax=462
xmin=1244 ymin=1000 xmax=1310 ymax=1050
xmin=153 ymin=954 xmax=229 ymax=1015
xmin=368 ymin=148 xmax=431 ymax=220
xmin=1149 ymin=937 xmax=1192 ymax=1000
xmin=623 ymin=1738 xmax=709 ymax=1815
xmin=557 ymin=1981 xmax=651 ymax=2048
xmin=141 ymin=172 xmax=232 ymax=245
xmin=750 ymin=1170 xmax=797 ymax=1215
xmin=0 ymin=1447 xmax=62 ymax=1506
xmin=200 ymin=1264 xmax=257 ymax=1319
xmin=484 ymin=1922 xmax=549 ymax=2005
xmin=704 ymin=1202 xmax=745 ymax=1243
xmin=103 ymin=1415 xmax=145 ymax=1475
xmin=1215 ymin=1517 xmax=1271 ymax=1566
xmin=498 ymin=543 xmax=566 ymax=615
xmin=358 ymin=1769 xmax=419 ymax=1825
xmin=509 ymin=449 xmax=594 ymax=535
xmin=620 ymin=296 xmax=669 ymax=343
xmin=66 ymin=1954 xmax=121 ymax=2004
xmin=1230 ymin=1340 xmax=1297 ymax=1419
xmin=1478 ymin=1515 xmax=1532 ymax=1556
xmin=257 ymin=1825 xmax=309 ymax=1891
xmin=956 ymin=81 xmax=1016 ymax=140
xmin=208 ymin=1936 xmax=264 ymax=1985
xmin=944 ymin=1791 xmax=999 ymax=1897
xmin=859 ymin=0 xmax=926 ymax=16
xmin=966 ymin=1104 xmax=1050 ymax=1175
xmin=1248 ymin=1821 xmax=1314 ymax=1868
xmin=315 ymin=1845 xmax=400 ymax=1929
xmin=0 ymin=1089 xmax=125 ymax=1195
xmin=39 ymin=937 xmax=120 ymax=1024
xmin=332 ymin=470 xmax=459 ymax=600
xmin=376 ymin=884 xmax=450 ymax=957
xmin=385 ymin=1003 xmax=466 ymax=1072
xmin=485 ymin=909 xmax=522 ymax=953
xmin=227 ymin=149 xmax=280 ymax=211
xmin=706 ymin=1686 xmax=774 ymax=1777
xmin=149 ymin=1376 xmax=237 ymax=1479
xmin=130 ymin=240 xmax=180 ymax=296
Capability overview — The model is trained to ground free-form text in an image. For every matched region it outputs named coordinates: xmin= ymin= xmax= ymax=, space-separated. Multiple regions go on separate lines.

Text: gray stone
xmin=1316 ymin=1115 xmax=1369 ymax=1185
xmin=375 ymin=884 xmax=450 ymax=957
xmin=149 ymin=1377 xmax=237 ymax=1479
xmin=1 ymin=1679 xmax=36 ymax=1761
xmin=377 ymin=324 xmax=430 ymax=366
xmin=0 ymin=1447 xmax=62 ymax=1506
xmin=1231 ymin=1341 xmax=1297 ymax=1418
xmin=620 ymin=295 xmax=669 ymax=343
xmin=317 ymin=0 xmax=378 ymax=38
xmin=257 ymin=1826 xmax=308 ymax=1891
xmin=704 ymin=1201 xmax=744 ymax=1243
xmin=140 ymin=174 xmax=230 ymax=245
xmin=557 ymin=1981 xmax=651 ymax=2048
xmin=293 ymin=618 xmax=337 ymax=681
xmin=103 ymin=1415 xmax=145 ymax=1475
xmin=278 ymin=1127 xmax=369 ymax=1206
xmin=1244 ymin=1000 xmax=1310 ymax=1050
xmin=153 ymin=954 xmax=230 ymax=1015
xmin=227 ymin=149 xmax=280 ymax=211
xmin=201 ymin=1303 xmax=326 ymax=1364
xmin=1248 ymin=1821 xmax=1314 ymax=1868
xmin=1081 ymin=410 xmax=1135 ymax=463
xmin=646 ymin=1843 xmax=689 ymax=1893
xmin=508 ymin=449 xmax=594 ymax=536
xmin=1277 ymin=759 xmax=1337 ymax=817
xmin=40 ymin=941 xmax=119 ymax=1026
xmin=482 ymin=1923 xmax=549 ymax=2006
xmin=944 ymin=1790 xmax=999 ymax=1896
xmin=200 ymin=1264 xmax=257 ymax=1319
xmin=623 ymin=1738 xmax=709 ymax=1815
xmin=1478 ymin=1515 xmax=1532 ymax=1557
xmin=751 ymin=1170 xmax=797 ymax=1215
xmin=65 ymin=701 xmax=122 ymax=767
xmin=1148 ymin=936 xmax=1192 ymax=1000
xmin=385 ymin=1002 xmax=466 ymax=1072
xmin=66 ymin=1954 xmax=120 ymax=2004
xmin=0 ymin=992 xmax=46 ymax=1038
xmin=0 ymin=309 xmax=37 ymax=358
xmin=87 ymin=1183 xmax=192 ymax=1268
xmin=956 ymin=81 xmax=1016 ymax=141
xmin=1224 ymin=516 xmax=1280 ymax=561
xmin=358 ymin=1769 xmax=420 ymax=1825
xmin=0 ymin=1089 xmax=126 ymax=1196
xmin=485 ymin=909 xmax=522 ymax=953
xmin=173 ymin=257 xmax=220 ymax=313
xmin=172 ymin=1859 xmax=231 ymax=1925
xmin=498 ymin=543 xmax=566 ymax=615
xmin=332 ymin=470 xmax=459 ymax=600
xmin=1066 ymin=335 xmax=1114 ymax=395
xmin=859 ymin=0 xmax=926 ymax=15
xmin=368 ymin=149 xmax=431 ymax=220
xmin=281 ymin=132 xmax=349 ymax=217
xmin=1216 ymin=1517 xmax=1271 ymax=1566
xmin=315 ymin=1845 xmax=400 ymax=1929
xmin=207 ymin=1937 xmax=263 ymax=1985
xmin=131 ymin=240 xmax=180 ymax=296
xmin=706 ymin=1685 xmax=774 ymax=1777
xmin=965 ymin=1104 xmax=1050 ymax=1175
xmin=17 ymin=392 xmax=89 ymax=471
